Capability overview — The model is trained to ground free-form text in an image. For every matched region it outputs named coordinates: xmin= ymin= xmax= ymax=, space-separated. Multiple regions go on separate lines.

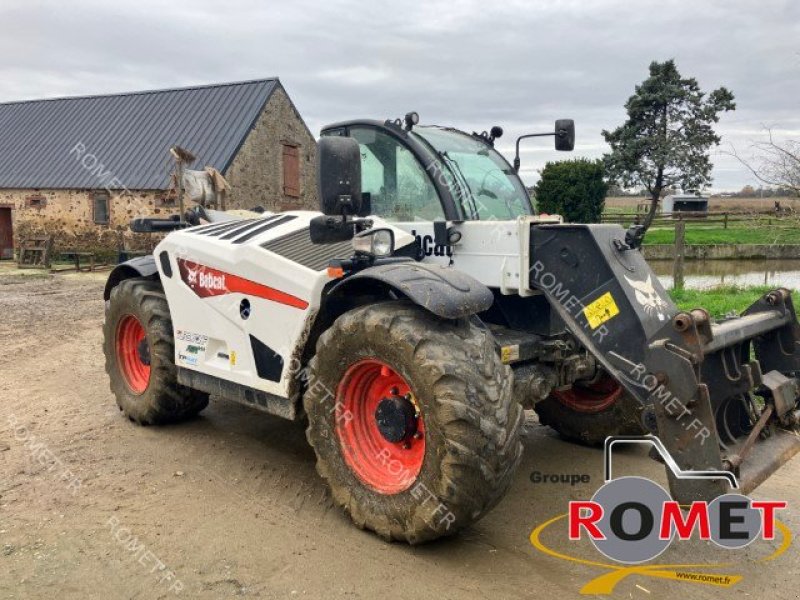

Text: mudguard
xmin=103 ymin=255 xmax=159 ymax=300
xmin=330 ymin=262 xmax=493 ymax=319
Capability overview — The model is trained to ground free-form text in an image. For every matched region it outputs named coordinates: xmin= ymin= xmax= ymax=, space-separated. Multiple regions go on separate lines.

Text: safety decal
xmin=583 ymin=292 xmax=620 ymax=330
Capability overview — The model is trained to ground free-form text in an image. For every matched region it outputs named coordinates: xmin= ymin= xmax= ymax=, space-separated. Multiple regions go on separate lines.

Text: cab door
xmin=347 ymin=126 xmax=446 ymax=223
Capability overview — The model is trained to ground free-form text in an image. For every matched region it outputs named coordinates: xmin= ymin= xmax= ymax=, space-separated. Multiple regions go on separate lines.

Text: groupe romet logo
xmin=530 ymin=435 xmax=791 ymax=594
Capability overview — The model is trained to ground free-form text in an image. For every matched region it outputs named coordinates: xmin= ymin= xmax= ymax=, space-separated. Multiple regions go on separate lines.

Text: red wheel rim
xmin=116 ymin=315 xmax=151 ymax=394
xmin=552 ymin=374 xmax=622 ymax=414
xmin=335 ymin=359 xmax=425 ymax=494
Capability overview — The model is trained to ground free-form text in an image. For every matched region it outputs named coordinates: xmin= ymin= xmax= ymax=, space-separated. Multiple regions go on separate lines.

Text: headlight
xmin=352 ymin=228 xmax=394 ymax=258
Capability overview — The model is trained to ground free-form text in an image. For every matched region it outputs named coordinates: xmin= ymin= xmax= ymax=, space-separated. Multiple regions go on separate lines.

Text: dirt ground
xmin=1 ymin=267 xmax=799 ymax=599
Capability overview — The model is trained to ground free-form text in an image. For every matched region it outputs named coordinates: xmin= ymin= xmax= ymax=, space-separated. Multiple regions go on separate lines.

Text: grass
xmin=668 ymin=285 xmax=776 ymax=318
xmin=642 ymin=225 xmax=800 ymax=246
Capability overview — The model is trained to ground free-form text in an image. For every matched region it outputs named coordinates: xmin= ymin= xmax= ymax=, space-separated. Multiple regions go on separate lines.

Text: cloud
xmin=0 ymin=0 xmax=797 ymax=190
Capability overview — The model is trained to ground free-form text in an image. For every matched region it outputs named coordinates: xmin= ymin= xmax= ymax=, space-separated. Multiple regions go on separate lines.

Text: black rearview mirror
xmin=317 ymin=136 xmax=363 ymax=216
xmin=555 ymin=119 xmax=575 ymax=152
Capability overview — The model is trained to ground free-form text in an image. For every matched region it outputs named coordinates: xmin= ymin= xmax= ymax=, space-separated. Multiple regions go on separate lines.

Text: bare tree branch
xmin=722 ymin=126 xmax=800 ymax=197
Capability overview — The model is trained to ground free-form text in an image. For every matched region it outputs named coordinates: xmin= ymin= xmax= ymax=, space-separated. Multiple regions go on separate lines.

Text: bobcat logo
xmin=624 ymin=274 xmax=668 ymax=321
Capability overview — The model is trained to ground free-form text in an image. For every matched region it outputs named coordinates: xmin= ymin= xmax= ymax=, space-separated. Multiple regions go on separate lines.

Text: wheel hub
xmin=137 ymin=338 xmax=151 ymax=366
xmin=375 ymin=395 xmax=418 ymax=443
xmin=335 ymin=359 xmax=426 ymax=494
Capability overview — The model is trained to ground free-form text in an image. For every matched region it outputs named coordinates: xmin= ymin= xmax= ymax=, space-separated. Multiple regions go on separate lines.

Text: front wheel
xmin=304 ymin=302 xmax=522 ymax=544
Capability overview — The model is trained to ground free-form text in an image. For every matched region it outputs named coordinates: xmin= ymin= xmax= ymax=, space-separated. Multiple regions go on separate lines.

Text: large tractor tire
xmin=534 ymin=373 xmax=645 ymax=446
xmin=103 ymin=278 xmax=208 ymax=425
xmin=304 ymin=302 xmax=523 ymax=544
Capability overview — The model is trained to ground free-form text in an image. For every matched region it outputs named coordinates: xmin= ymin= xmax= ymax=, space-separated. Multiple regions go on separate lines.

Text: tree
xmin=602 ymin=60 xmax=735 ymax=230
xmin=533 ymin=159 xmax=607 ymax=223
xmin=728 ymin=128 xmax=800 ymax=198
xmin=739 ymin=185 xmax=756 ymax=197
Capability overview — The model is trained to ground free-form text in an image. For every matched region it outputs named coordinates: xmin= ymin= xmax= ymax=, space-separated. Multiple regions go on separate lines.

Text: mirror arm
xmin=513 ymin=132 xmax=557 ymax=172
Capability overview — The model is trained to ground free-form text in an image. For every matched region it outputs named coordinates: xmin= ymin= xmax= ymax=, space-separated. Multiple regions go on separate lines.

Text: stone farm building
xmin=0 ymin=78 xmax=317 ymax=258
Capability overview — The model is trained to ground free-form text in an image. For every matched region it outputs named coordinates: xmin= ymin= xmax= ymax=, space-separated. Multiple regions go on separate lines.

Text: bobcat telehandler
xmin=103 ymin=112 xmax=800 ymax=543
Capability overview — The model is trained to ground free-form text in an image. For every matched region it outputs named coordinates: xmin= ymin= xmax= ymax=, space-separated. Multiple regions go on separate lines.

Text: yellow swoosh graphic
xmin=529 ymin=513 xmax=791 ymax=595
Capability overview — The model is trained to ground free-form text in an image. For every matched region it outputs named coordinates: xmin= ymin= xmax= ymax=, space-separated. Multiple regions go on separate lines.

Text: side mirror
xmin=309 ymin=214 xmax=356 ymax=244
xmin=318 ymin=136 xmax=363 ymax=216
xmin=554 ymin=119 xmax=575 ymax=151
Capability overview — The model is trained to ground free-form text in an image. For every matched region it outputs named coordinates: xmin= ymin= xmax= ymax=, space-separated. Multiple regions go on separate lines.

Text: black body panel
xmin=104 ymin=255 xmax=159 ymax=300
xmin=250 ymin=335 xmax=284 ymax=382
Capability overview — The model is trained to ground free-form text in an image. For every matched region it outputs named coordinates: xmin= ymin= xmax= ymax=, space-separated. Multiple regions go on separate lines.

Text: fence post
xmin=674 ymin=221 xmax=685 ymax=291
xmin=724 ymin=213 xmax=728 ymax=229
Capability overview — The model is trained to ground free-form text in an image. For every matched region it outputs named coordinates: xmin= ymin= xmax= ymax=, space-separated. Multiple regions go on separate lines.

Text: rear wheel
xmin=534 ymin=373 xmax=645 ymax=446
xmin=103 ymin=278 xmax=208 ymax=425
xmin=304 ymin=302 xmax=522 ymax=544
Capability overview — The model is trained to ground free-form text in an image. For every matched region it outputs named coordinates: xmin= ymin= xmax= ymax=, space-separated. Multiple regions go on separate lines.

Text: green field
xmin=643 ymin=225 xmax=800 ymax=246
xmin=668 ymin=285 xmax=776 ymax=317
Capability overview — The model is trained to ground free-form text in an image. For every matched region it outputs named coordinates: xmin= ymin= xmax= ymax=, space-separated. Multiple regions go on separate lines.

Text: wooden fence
xmin=601 ymin=211 xmax=800 ymax=229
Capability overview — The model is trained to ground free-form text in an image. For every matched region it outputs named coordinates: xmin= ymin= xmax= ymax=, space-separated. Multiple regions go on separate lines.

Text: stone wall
xmin=224 ymin=85 xmax=318 ymax=212
xmin=1 ymin=189 xmax=171 ymax=256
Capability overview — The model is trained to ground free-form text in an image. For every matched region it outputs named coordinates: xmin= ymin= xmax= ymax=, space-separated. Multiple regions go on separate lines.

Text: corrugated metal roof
xmin=0 ymin=78 xmax=279 ymax=190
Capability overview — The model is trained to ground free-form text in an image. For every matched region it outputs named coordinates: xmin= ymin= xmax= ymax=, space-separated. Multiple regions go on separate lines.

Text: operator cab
xmin=320 ymin=117 xmax=535 ymax=223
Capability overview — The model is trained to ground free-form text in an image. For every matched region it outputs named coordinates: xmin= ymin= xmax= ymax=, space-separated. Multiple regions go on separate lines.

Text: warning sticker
xmin=501 ymin=345 xmax=520 ymax=363
xmin=583 ymin=292 xmax=620 ymax=329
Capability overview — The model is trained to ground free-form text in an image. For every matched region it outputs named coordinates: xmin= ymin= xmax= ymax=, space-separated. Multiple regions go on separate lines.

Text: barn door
xmin=0 ymin=207 xmax=13 ymax=259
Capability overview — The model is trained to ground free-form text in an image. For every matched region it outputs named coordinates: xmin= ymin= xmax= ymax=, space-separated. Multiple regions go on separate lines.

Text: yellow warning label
xmin=501 ymin=345 xmax=520 ymax=363
xmin=583 ymin=292 xmax=620 ymax=329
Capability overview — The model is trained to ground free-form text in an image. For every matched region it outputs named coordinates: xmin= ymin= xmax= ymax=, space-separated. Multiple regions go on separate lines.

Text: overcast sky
xmin=1 ymin=0 xmax=798 ymax=190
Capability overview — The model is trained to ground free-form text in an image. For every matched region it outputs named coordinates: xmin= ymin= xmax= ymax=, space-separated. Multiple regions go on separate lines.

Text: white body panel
xmin=155 ymin=211 xmax=414 ymax=398
xmin=395 ymin=215 xmax=561 ymax=296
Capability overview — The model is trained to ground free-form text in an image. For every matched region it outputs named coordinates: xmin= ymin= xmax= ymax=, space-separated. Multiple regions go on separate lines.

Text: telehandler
xmin=103 ymin=112 xmax=800 ymax=543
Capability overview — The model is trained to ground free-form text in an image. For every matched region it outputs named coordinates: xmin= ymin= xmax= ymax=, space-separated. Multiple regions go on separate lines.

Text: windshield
xmin=412 ymin=127 xmax=533 ymax=220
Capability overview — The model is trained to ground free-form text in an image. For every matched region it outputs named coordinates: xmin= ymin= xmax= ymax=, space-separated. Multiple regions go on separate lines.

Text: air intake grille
xmin=261 ymin=229 xmax=353 ymax=271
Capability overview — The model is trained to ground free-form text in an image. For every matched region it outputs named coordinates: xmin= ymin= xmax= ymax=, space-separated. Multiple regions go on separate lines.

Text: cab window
xmin=349 ymin=127 xmax=443 ymax=221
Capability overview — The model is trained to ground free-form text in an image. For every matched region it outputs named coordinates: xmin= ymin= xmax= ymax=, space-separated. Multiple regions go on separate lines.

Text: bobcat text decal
xmin=177 ymin=259 xmax=308 ymax=309
xmin=410 ymin=230 xmax=453 ymax=258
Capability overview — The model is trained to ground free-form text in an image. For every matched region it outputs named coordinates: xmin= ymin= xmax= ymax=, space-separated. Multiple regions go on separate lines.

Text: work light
xmin=352 ymin=228 xmax=394 ymax=258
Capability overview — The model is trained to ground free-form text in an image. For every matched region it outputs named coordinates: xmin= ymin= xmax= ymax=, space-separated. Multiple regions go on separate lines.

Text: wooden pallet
xmin=17 ymin=235 xmax=53 ymax=269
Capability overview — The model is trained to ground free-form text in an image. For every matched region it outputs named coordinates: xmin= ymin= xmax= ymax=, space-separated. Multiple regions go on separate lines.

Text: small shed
xmin=662 ymin=194 xmax=708 ymax=215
